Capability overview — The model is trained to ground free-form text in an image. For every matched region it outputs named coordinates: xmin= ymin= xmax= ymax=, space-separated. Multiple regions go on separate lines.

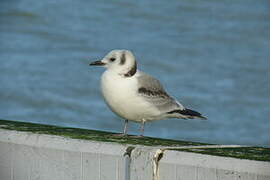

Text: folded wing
xmin=136 ymin=72 xmax=184 ymax=113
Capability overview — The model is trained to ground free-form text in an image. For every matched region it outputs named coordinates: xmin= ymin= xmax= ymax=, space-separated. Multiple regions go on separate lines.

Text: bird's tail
xmin=167 ymin=108 xmax=207 ymax=120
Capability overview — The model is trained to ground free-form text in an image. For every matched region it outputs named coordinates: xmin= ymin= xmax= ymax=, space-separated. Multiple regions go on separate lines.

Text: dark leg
xmin=131 ymin=120 xmax=146 ymax=138
xmin=123 ymin=119 xmax=128 ymax=135
xmin=112 ymin=119 xmax=128 ymax=136
xmin=139 ymin=121 xmax=145 ymax=137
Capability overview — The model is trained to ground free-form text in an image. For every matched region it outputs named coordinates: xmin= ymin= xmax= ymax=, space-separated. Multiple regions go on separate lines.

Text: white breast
xmin=100 ymin=70 xmax=159 ymax=122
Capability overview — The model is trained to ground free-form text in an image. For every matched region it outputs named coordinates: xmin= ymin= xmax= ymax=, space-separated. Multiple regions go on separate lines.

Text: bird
xmin=89 ymin=49 xmax=206 ymax=137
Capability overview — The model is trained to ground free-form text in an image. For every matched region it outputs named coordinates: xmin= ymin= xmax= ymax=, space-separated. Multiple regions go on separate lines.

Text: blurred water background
xmin=0 ymin=0 xmax=270 ymax=147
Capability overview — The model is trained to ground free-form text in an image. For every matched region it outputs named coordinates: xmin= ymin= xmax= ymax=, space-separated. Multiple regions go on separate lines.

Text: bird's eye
xmin=110 ymin=58 xmax=116 ymax=62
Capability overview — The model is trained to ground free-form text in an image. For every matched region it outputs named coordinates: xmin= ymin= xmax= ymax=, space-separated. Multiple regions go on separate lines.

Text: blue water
xmin=1 ymin=0 xmax=270 ymax=147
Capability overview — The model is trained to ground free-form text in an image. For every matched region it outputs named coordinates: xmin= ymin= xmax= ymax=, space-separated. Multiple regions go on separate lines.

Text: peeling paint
xmin=153 ymin=149 xmax=164 ymax=180
xmin=123 ymin=146 xmax=135 ymax=180
xmin=124 ymin=146 xmax=135 ymax=157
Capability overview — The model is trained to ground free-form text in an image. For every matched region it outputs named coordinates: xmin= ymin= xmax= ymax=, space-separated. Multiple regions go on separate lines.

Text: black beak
xmin=89 ymin=60 xmax=105 ymax=66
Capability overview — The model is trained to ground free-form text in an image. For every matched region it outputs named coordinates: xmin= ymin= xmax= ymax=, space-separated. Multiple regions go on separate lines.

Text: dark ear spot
xmin=124 ymin=61 xmax=137 ymax=77
xmin=120 ymin=52 xmax=126 ymax=65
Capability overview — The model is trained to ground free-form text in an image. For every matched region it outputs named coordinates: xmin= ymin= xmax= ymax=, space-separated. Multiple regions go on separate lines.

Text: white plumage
xmin=90 ymin=49 xmax=206 ymax=136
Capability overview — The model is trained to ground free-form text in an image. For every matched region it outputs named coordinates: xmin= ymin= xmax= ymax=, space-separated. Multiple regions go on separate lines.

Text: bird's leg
xmin=112 ymin=119 xmax=128 ymax=137
xmin=131 ymin=120 xmax=146 ymax=138
xmin=139 ymin=120 xmax=145 ymax=137
xmin=123 ymin=119 xmax=128 ymax=135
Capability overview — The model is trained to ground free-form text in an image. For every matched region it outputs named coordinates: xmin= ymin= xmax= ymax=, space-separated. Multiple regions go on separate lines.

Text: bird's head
xmin=89 ymin=49 xmax=137 ymax=77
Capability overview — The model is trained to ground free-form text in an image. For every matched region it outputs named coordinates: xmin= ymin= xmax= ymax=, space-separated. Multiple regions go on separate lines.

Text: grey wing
xmin=136 ymin=72 xmax=184 ymax=113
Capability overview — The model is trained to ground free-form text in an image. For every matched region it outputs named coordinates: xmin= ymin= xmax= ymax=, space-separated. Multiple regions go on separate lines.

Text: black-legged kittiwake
xmin=89 ymin=50 xmax=206 ymax=137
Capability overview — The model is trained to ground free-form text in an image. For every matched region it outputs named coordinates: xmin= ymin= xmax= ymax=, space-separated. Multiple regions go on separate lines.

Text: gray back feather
xmin=136 ymin=72 xmax=184 ymax=113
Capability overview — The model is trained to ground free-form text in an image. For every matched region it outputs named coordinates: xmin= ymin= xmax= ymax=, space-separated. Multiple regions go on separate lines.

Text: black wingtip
xmin=167 ymin=108 xmax=207 ymax=120
xmin=199 ymin=115 xmax=207 ymax=120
